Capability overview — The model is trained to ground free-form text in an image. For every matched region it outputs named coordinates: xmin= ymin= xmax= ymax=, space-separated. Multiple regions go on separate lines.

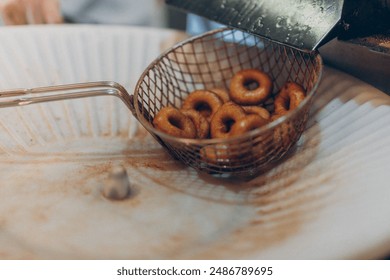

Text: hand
xmin=0 ymin=0 xmax=63 ymax=25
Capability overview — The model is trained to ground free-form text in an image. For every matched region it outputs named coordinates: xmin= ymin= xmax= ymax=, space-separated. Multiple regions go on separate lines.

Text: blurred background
xmin=2 ymin=1 xmax=388 ymax=95
xmin=0 ymin=0 xmax=220 ymax=35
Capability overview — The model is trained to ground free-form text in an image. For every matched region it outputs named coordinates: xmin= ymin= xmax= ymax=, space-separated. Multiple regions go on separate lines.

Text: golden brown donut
xmin=200 ymin=144 xmax=232 ymax=164
xmin=181 ymin=90 xmax=223 ymax=121
xmin=209 ymin=88 xmax=230 ymax=103
xmin=230 ymin=114 xmax=269 ymax=136
xmin=181 ymin=109 xmax=210 ymax=139
xmin=153 ymin=107 xmax=196 ymax=139
xmin=242 ymin=106 xmax=271 ymax=120
xmin=229 ymin=69 xmax=273 ymax=105
xmin=271 ymin=114 xmax=285 ymax=121
xmin=210 ymin=102 xmax=246 ymax=139
xmin=271 ymin=114 xmax=295 ymax=149
xmin=274 ymin=81 xmax=306 ymax=115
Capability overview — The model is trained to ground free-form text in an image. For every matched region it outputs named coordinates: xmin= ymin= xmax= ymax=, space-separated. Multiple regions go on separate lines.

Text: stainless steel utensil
xmin=0 ymin=28 xmax=322 ymax=178
xmin=166 ymin=0 xmax=390 ymax=51
xmin=167 ymin=0 xmax=390 ymax=93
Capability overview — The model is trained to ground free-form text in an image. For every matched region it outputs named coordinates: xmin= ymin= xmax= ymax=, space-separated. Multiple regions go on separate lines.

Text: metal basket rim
xmin=133 ymin=27 xmax=324 ymax=146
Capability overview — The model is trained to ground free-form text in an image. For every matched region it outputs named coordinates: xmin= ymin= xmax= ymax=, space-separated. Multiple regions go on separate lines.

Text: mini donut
xmin=200 ymin=143 xmax=246 ymax=167
xmin=274 ymin=81 xmax=306 ymax=115
xmin=230 ymin=114 xmax=269 ymax=136
xmin=270 ymin=114 xmax=285 ymax=121
xmin=210 ymin=102 xmax=246 ymax=139
xmin=200 ymin=144 xmax=231 ymax=164
xmin=181 ymin=109 xmax=210 ymax=139
xmin=242 ymin=106 xmax=271 ymax=120
xmin=229 ymin=69 xmax=273 ymax=105
xmin=182 ymin=90 xmax=223 ymax=121
xmin=153 ymin=107 xmax=196 ymax=139
xmin=271 ymin=114 xmax=294 ymax=149
xmin=209 ymin=88 xmax=230 ymax=103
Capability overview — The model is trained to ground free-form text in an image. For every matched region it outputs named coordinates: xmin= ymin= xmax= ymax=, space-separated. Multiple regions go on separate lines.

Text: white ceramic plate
xmin=0 ymin=25 xmax=389 ymax=260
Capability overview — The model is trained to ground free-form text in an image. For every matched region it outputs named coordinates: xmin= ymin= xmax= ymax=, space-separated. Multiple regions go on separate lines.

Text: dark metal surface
xmin=320 ymin=35 xmax=390 ymax=94
xmin=340 ymin=0 xmax=390 ymax=41
xmin=166 ymin=0 xmax=390 ymax=51
xmin=166 ymin=0 xmax=343 ymax=51
xmin=166 ymin=0 xmax=390 ymax=94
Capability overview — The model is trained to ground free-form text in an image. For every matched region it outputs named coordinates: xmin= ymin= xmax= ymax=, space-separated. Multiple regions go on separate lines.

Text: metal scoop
xmin=0 ymin=28 xmax=322 ymax=178
xmin=166 ymin=0 xmax=390 ymax=51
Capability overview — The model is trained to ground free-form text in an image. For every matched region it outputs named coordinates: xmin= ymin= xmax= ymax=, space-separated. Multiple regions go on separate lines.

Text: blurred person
xmin=0 ymin=0 xmax=165 ymax=27
xmin=0 ymin=0 xmax=216 ymax=35
xmin=0 ymin=0 xmax=62 ymax=25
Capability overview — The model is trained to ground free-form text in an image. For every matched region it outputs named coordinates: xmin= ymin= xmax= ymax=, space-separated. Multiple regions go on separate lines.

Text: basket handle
xmin=0 ymin=81 xmax=136 ymax=115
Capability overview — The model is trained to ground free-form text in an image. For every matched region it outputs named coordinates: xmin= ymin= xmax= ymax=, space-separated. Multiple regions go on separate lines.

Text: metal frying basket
xmin=134 ymin=28 xmax=322 ymax=177
xmin=0 ymin=28 xmax=322 ymax=178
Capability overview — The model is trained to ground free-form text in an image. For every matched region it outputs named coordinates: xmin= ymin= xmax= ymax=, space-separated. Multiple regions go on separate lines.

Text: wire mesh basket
xmin=134 ymin=28 xmax=323 ymax=178
xmin=0 ymin=28 xmax=322 ymax=179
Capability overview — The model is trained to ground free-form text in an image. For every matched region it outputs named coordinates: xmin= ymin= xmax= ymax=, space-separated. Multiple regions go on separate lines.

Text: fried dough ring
xmin=181 ymin=109 xmax=210 ymax=139
xmin=242 ymin=106 xmax=271 ymax=120
xmin=230 ymin=114 xmax=269 ymax=136
xmin=274 ymin=81 xmax=306 ymax=115
xmin=200 ymin=144 xmax=232 ymax=164
xmin=271 ymin=114 xmax=295 ymax=149
xmin=182 ymin=90 xmax=223 ymax=121
xmin=210 ymin=102 xmax=246 ymax=139
xmin=209 ymin=88 xmax=230 ymax=103
xmin=230 ymin=69 xmax=273 ymax=105
xmin=153 ymin=107 xmax=196 ymax=139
